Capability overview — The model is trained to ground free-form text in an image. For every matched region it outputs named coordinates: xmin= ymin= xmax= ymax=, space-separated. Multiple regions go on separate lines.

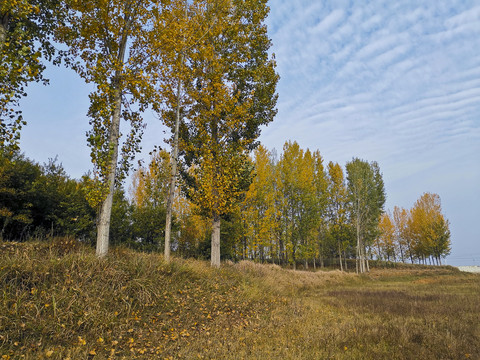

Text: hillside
xmin=1 ymin=240 xmax=479 ymax=359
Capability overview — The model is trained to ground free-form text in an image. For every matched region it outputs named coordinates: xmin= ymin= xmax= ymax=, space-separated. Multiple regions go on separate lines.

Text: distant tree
xmin=325 ymin=161 xmax=350 ymax=270
xmin=0 ymin=151 xmax=95 ymax=241
xmin=408 ymin=192 xmax=451 ymax=265
xmin=392 ymin=206 xmax=413 ymax=263
xmin=346 ymin=158 xmax=385 ymax=273
xmin=109 ymin=187 xmax=132 ymax=246
xmin=129 ymin=150 xmax=170 ymax=250
xmin=376 ymin=212 xmax=396 ymax=262
xmin=276 ymin=142 xmax=318 ymax=269
xmin=0 ymin=151 xmax=40 ymax=239
xmin=241 ymin=145 xmax=277 ymax=262
xmin=309 ymin=150 xmax=328 ymax=269
xmin=35 ymin=158 xmax=95 ymax=240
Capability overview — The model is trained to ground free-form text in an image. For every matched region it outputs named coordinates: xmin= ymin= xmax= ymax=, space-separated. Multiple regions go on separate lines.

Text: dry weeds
xmin=1 ymin=241 xmax=478 ymax=359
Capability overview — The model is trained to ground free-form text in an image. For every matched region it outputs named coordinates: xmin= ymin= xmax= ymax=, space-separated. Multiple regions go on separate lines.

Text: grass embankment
xmin=1 ymin=240 xmax=479 ymax=359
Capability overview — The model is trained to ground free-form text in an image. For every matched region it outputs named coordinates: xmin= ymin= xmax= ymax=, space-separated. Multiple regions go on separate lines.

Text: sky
xmin=18 ymin=0 xmax=480 ymax=266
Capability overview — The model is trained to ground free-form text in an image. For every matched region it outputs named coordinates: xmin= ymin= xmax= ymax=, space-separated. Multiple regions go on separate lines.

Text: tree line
xmin=0 ymin=142 xmax=452 ymax=272
xmin=375 ymin=193 xmax=451 ymax=266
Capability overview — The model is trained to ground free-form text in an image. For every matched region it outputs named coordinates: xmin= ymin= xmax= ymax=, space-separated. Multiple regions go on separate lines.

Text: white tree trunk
xmin=96 ymin=88 xmax=121 ymax=257
xmin=339 ymin=243 xmax=343 ymax=272
xmin=95 ymin=33 xmax=128 ymax=258
xmin=164 ymin=76 xmax=182 ymax=262
xmin=211 ymin=215 xmax=221 ymax=268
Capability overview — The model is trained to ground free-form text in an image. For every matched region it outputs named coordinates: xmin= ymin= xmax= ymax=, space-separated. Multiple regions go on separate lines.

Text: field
xmin=1 ymin=240 xmax=479 ymax=359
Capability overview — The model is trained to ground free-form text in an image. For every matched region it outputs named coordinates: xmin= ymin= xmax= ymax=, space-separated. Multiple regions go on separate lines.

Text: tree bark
xmin=211 ymin=214 xmax=221 ymax=267
xmin=164 ymin=76 xmax=182 ymax=262
xmin=95 ymin=31 xmax=128 ymax=258
xmin=339 ymin=242 xmax=343 ymax=271
xmin=356 ymin=219 xmax=361 ymax=274
xmin=96 ymin=87 xmax=121 ymax=257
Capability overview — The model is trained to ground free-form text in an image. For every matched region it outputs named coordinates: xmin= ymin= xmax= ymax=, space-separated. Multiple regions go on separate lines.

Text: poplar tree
xmin=56 ymin=0 xmax=161 ymax=256
xmin=408 ymin=192 xmax=451 ymax=265
xmin=376 ymin=211 xmax=396 ymax=261
xmin=277 ymin=141 xmax=317 ymax=269
xmin=346 ymin=158 xmax=385 ymax=273
xmin=392 ymin=206 xmax=412 ymax=263
xmin=242 ymin=145 xmax=278 ymax=262
xmin=177 ymin=0 xmax=278 ymax=267
xmin=326 ymin=161 xmax=350 ymax=270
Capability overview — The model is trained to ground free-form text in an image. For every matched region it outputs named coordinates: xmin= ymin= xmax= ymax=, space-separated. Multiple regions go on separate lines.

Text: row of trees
xmin=237 ymin=142 xmax=386 ymax=272
xmin=0 ymin=143 xmax=452 ymax=271
xmin=1 ymin=0 xmax=278 ymax=266
xmin=375 ymin=193 xmax=451 ymax=265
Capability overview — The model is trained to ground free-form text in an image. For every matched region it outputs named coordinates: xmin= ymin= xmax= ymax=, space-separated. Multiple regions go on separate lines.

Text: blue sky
xmin=19 ymin=0 xmax=480 ymax=265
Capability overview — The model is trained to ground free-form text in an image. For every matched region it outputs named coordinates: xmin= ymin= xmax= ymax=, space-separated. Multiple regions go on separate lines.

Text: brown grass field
xmin=1 ymin=239 xmax=479 ymax=359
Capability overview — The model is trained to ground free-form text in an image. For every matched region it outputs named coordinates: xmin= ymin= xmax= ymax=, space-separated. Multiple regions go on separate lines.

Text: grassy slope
xmin=1 ymin=240 xmax=479 ymax=359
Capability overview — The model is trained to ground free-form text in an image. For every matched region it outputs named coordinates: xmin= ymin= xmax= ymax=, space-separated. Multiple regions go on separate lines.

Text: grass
xmin=1 ymin=239 xmax=479 ymax=359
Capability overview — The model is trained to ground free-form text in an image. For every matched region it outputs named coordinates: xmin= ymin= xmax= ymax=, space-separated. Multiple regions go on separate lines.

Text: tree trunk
xmin=95 ymin=32 xmax=128 ymax=258
xmin=96 ymin=87 xmax=121 ymax=257
xmin=164 ymin=76 xmax=182 ymax=262
xmin=211 ymin=214 xmax=221 ymax=268
xmin=356 ymin=220 xmax=361 ymax=274
xmin=366 ymin=248 xmax=370 ymax=272
xmin=165 ymin=2 xmax=187 ymax=263
xmin=339 ymin=242 xmax=343 ymax=272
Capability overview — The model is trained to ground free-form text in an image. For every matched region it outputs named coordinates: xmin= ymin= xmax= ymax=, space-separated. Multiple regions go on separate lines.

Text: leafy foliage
xmin=0 ymin=151 xmax=95 ymax=241
xmin=0 ymin=0 xmax=60 ymax=149
xmin=346 ymin=158 xmax=386 ymax=273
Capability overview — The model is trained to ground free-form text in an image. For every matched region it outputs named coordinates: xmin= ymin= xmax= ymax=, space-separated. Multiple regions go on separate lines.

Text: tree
xmin=408 ymin=192 xmax=451 ymax=265
xmin=325 ymin=161 xmax=350 ymax=270
xmin=177 ymin=0 xmax=278 ymax=267
xmin=346 ymin=158 xmax=385 ymax=273
xmin=276 ymin=142 xmax=319 ymax=269
xmin=109 ymin=187 xmax=133 ymax=246
xmin=129 ymin=150 xmax=170 ymax=250
xmin=376 ymin=211 xmax=396 ymax=262
xmin=56 ymin=0 xmax=161 ymax=256
xmin=241 ymin=145 xmax=277 ymax=262
xmin=0 ymin=150 xmax=40 ymax=239
xmin=392 ymin=206 xmax=412 ymax=263
xmin=0 ymin=151 xmax=95 ymax=241
xmin=308 ymin=150 xmax=328 ymax=269
xmin=0 ymin=0 xmax=60 ymax=149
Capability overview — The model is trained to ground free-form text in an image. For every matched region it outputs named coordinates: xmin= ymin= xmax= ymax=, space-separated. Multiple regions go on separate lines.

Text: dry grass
xmin=1 ymin=240 xmax=479 ymax=359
